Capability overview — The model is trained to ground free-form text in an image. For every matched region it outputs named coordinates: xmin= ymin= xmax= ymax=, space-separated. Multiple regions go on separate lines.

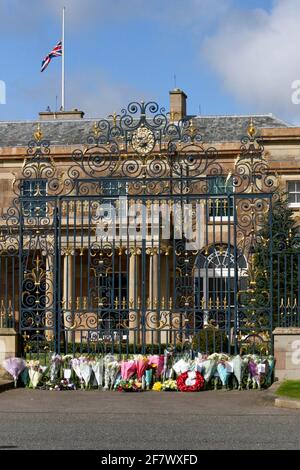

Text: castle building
xmin=0 ymin=89 xmax=299 ymax=357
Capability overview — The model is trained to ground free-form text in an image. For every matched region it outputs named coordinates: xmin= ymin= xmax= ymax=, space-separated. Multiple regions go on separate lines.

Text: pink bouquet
xmin=120 ymin=360 xmax=137 ymax=380
xmin=147 ymin=355 xmax=164 ymax=377
xmin=136 ymin=357 xmax=148 ymax=381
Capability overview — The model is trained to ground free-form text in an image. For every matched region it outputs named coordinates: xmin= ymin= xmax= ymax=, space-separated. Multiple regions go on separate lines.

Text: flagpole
xmin=61 ymin=6 xmax=65 ymax=110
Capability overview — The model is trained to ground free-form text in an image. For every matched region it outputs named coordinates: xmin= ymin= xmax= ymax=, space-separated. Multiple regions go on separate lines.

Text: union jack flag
xmin=41 ymin=41 xmax=62 ymax=72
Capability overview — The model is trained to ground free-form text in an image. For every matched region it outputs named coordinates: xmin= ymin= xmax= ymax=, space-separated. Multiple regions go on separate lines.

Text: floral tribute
xmin=2 ymin=352 xmax=275 ymax=393
xmin=176 ymin=371 xmax=204 ymax=392
xmin=117 ymin=379 xmax=142 ymax=392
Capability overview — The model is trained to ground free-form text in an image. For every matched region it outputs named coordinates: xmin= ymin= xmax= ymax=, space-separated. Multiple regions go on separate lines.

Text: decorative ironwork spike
xmin=93 ymin=122 xmax=100 ymax=138
xmin=34 ymin=123 xmax=43 ymax=142
xmin=247 ymin=117 xmax=256 ymax=138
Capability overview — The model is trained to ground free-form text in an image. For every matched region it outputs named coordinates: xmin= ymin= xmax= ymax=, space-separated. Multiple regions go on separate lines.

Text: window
xmin=194 ymin=245 xmax=248 ymax=312
xmin=288 ymin=181 xmax=300 ymax=206
xmin=101 ymin=181 xmax=127 ymax=196
xmin=21 ymin=180 xmax=47 ymax=216
xmin=208 ymin=176 xmax=234 ymax=218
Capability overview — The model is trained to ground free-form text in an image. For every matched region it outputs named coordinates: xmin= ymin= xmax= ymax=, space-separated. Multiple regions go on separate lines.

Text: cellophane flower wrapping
xmin=266 ymin=356 xmax=275 ymax=386
xmin=147 ymin=355 xmax=164 ymax=380
xmin=232 ymin=355 xmax=244 ymax=389
xmin=27 ymin=360 xmax=44 ymax=389
xmin=217 ymin=362 xmax=230 ymax=387
xmin=91 ymin=358 xmax=104 ymax=388
xmin=135 ymin=356 xmax=148 ymax=381
xmin=2 ymin=357 xmax=26 ymax=387
xmin=79 ymin=357 xmax=92 ymax=388
xmin=108 ymin=361 xmax=120 ymax=389
xmin=145 ymin=368 xmax=153 ymax=389
xmin=71 ymin=358 xmax=84 ymax=388
xmin=120 ymin=360 xmax=137 ymax=380
xmin=201 ymin=359 xmax=217 ymax=383
xmin=103 ymin=354 xmax=115 ymax=390
xmin=162 ymin=349 xmax=174 ymax=381
xmin=49 ymin=354 xmax=62 ymax=382
xmin=20 ymin=367 xmax=30 ymax=386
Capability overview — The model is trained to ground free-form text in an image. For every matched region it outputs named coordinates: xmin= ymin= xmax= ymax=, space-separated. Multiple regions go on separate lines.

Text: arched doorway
xmin=194 ymin=244 xmax=247 ymax=326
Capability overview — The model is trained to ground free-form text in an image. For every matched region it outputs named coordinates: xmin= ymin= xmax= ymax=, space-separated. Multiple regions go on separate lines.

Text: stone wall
xmin=0 ymin=328 xmax=19 ymax=379
xmin=273 ymin=327 xmax=300 ymax=381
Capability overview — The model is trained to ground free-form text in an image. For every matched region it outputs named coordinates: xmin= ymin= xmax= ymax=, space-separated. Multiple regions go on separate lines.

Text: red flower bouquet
xmin=176 ymin=370 xmax=204 ymax=392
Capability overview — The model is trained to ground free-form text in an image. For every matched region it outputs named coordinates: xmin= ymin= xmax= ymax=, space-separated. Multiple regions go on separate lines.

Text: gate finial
xmin=247 ymin=117 xmax=256 ymax=138
xmin=34 ymin=123 xmax=43 ymax=142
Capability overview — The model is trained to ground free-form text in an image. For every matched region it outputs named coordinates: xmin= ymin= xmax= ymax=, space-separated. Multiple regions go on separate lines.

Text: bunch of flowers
xmin=2 ymin=357 xmax=26 ymax=387
xmin=152 ymin=381 xmax=162 ymax=391
xmin=71 ymin=356 xmax=93 ymax=389
xmin=162 ymin=379 xmax=177 ymax=391
xmin=49 ymin=354 xmax=63 ymax=383
xmin=27 ymin=360 xmax=47 ymax=389
xmin=3 ymin=352 xmax=275 ymax=392
xmin=104 ymin=355 xmax=120 ymax=390
xmin=50 ymin=379 xmax=76 ymax=391
xmin=90 ymin=357 xmax=104 ymax=389
xmin=117 ymin=379 xmax=142 ymax=392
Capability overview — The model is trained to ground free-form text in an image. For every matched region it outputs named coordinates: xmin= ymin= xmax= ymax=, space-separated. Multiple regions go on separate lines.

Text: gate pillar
xmin=63 ymin=251 xmax=73 ymax=325
xmin=129 ymin=251 xmax=140 ymax=344
xmin=146 ymin=249 xmax=159 ymax=344
xmin=45 ymin=256 xmax=54 ymax=341
xmin=273 ymin=327 xmax=300 ymax=381
xmin=0 ymin=328 xmax=20 ymax=379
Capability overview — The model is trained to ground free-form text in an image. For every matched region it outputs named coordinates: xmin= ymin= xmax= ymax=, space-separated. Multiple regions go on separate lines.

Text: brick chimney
xmin=39 ymin=109 xmax=85 ymax=121
xmin=169 ymin=88 xmax=187 ymax=120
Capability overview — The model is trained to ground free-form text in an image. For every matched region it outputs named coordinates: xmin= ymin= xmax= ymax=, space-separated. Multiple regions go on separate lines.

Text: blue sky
xmin=0 ymin=0 xmax=299 ymax=123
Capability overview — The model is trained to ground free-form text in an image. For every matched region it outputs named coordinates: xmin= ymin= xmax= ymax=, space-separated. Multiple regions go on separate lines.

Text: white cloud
xmin=66 ymin=70 xmax=152 ymax=117
xmin=0 ymin=0 xmax=231 ymax=32
xmin=202 ymin=0 xmax=300 ymax=122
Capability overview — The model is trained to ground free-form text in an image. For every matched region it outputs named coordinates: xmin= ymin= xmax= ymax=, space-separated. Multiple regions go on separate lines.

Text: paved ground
xmin=0 ymin=388 xmax=299 ymax=450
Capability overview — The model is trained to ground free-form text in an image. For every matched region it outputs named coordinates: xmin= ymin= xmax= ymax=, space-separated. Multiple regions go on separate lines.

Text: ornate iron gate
xmin=1 ymin=101 xmax=297 ymax=359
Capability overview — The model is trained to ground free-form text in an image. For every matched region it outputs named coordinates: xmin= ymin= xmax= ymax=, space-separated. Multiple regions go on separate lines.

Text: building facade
xmin=0 ymin=89 xmax=299 ymax=358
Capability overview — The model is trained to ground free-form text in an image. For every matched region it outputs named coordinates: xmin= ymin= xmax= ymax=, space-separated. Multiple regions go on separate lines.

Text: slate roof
xmin=0 ymin=114 xmax=289 ymax=148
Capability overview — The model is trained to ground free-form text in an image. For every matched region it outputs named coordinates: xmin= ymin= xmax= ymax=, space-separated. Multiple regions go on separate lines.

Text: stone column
xmin=63 ymin=252 xmax=73 ymax=330
xmin=45 ymin=256 xmax=54 ymax=341
xmin=146 ymin=249 xmax=159 ymax=344
xmin=129 ymin=250 xmax=139 ymax=344
xmin=159 ymin=253 xmax=169 ymax=346
xmin=273 ymin=327 xmax=300 ymax=380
